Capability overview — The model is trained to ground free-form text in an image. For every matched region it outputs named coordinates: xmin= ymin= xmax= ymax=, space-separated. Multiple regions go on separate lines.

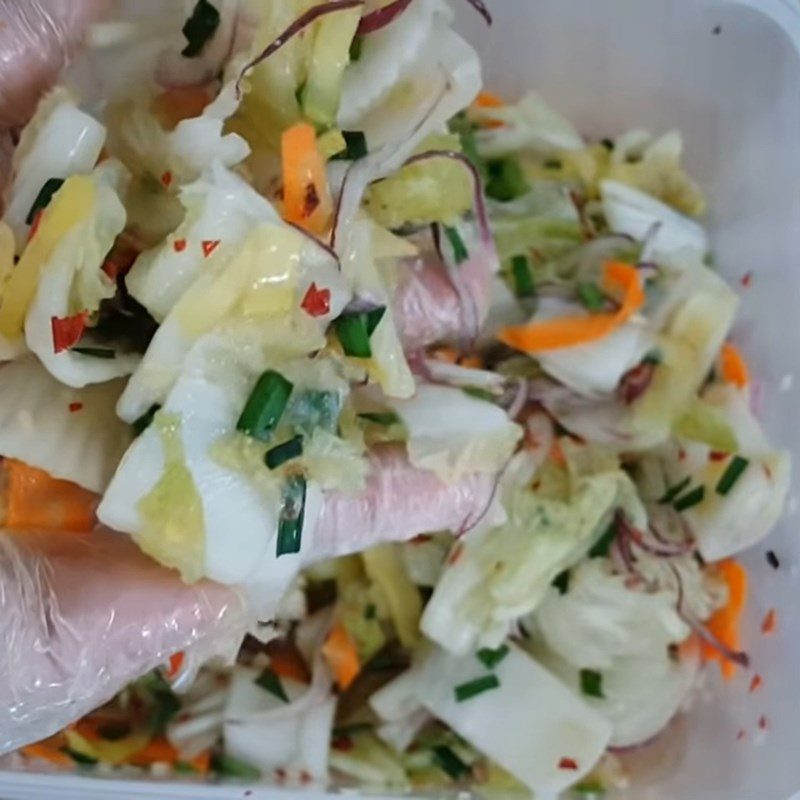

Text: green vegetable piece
xmin=364 ymin=602 xmax=377 ymax=620
xmin=673 ymin=485 xmax=705 ymax=512
xmin=552 ymin=570 xmax=571 ymax=594
xmin=580 ymin=668 xmax=604 ymax=698
xmin=255 ymin=667 xmax=290 ymax=703
xmin=476 ymin=645 xmax=509 ymax=670
xmin=449 ymin=111 xmax=487 ymax=180
xmin=144 ymin=672 xmax=181 ymax=735
xmin=331 ymin=130 xmax=368 ymax=161
xmin=132 ymin=404 xmax=161 ymax=438
xmin=276 ymin=475 xmax=306 ymax=557
xmin=462 ymin=387 xmax=497 ymax=403
xmin=62 ymin=747 xmax=98 ymax=766
xmin=358 ymin=412 xmax=401 ymax=426
xmin=659 ymin=476 xmax=691 ymax=505
xmin=265 ymin=435 xmax=304 ymax=470
xmin=432 ymin=745 xmax=470 ymax=780
xmin=589 ymin=522 xmax=616 ymax=558
xmin=26 ymin=177 xmax=65 ymax=224
xmin=335 ymin=307 xmax=386 ymax=358
xmin=70 ymin=346 xmax=116 ymax=359
xmin=577 ymin=282 xmax=605 ymax=311
xmin=174 ymin=761 xmax=197 ymax=774
xmin=237 ymin=370 xmax=294 ymax=442
xmin=181 ymin=0 xmax=220 ymax=58
xmin=485 ymin=157 xmax=528 ymax=202
xmin=716 ymin=455 xmax=749 ymax=496
xmin=511 ymin=254 xmax=536 ymax=298
xmin=454 ymin=674 xmax=500 ymax=702
xmin=349 ymin=34 xmax=363 ymax=62
xmin=444 ymin=225 xmax=469 ymax=264
xmin=211 ymin=754 xmax=261 ymax=780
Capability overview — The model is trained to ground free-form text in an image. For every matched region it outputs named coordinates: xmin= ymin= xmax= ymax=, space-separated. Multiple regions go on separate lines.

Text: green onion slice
xmin=237 ymin=370 xmax=293 ymax=442
xmin=132 ymin=404 xmax=161 ymax=438
xmin=580 ymin=668 xmax=604 ymax=698
xmin=181 ymin=0 xmax=221 ymax=58
xmin=334 ymin=307 xmax=386 ymax=358
xmin=716 ymin=455 xmax=749 ymax=496
xmin=276 ymin=475 xmax=306 ymax=558
xmin=659 ymin=476 xmax=691 ymax=504
xmin=673 ymin=485 xmax=705 ymax=512
xmin=444 ymin=226 xmax=469 ymax=264
xmin=476 ymin=645 xmax=509 ymax=670
xmin=254 ymin=667 xmax=289 ymax=703
xmin=265 ymin=435 xmax=303 ymax=470
xmin=432 ymin=745 xmax=470 ymax=780
xmin=70 ymin=346 xmax=116 ymax=359
xmin=577 ymin=282 xmax=605 ymax=311
xmin=331 ymin=130 xmax=368 ymax=161
xmin=454 ymin=674 xmax=500 ymax=702
xmin=511 ymin=254 xmax=535 ymax=298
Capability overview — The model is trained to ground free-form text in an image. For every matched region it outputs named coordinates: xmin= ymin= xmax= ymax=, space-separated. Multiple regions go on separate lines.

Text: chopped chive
xmin=334 ymin=307 xmax=386 ymax=358
xmin=486 ymin=157 xmax=528 ymax=201
xmin=543 ymin=159 xmax=562 ymax=170
xmin=330 ymin=130 xmax=368 ymax=161
xmin=276 ymin=475 xmax=306 ymax=557
xmin=71 ymin=346 xmax=116 ymax=359
xmin=432 ymin=745 xmax=470 ymax=780
xmin=181 ymin=0 xmax=220 ymax=58
xmin=62 ymin=747 xmax=98 ymax=766
xmin=174 ymin=761 xmax=197 ymax=774
xmin=589 ymin=522 xmax=616 ymax=558
xmin=580 ymin=668 xmax=604 ymax=698
xmin=454 ymin=674 xmax=500 ymax=702
xmin=601 ymin=138 xmax=615 ymax=151
xmin=449 ymin=111 xmax=487 ymax=180
xmin=255 ymin=667 xmax=289 ymax=703
xmin=476 ymin=645 xmax=509 ymax=670
xmin=716 ymin=456 xmax=749 ymax=496
xmin=444 ymin=226 xmax=469 ymax=264
xmin=642 ymin=349 xmax=663 ymax=366
xmin=26 ymin=177 xmax=65 ymax=224
xmin=365 ymin=306 xmax=386 ymax=336
xmin=364 ymin=603 xmax=377 ymax=620
xmin=574 ymin=778 xmax=607 ymax=796
xmin=462 ymin=387 xmax=496 ymax=403
xmin=237 ymin=370 xmax=293 ymax=442
xmin=265 ymin=435 xmax=304 ymax=470
xmin=552 ymin=570 xmax=570 ymax=594
xmin=659 ymin=476 xmax=691 ymax=504
xmin=674 ymin=485 xmax=705 ymax=512
xmin=211 ymin=754 xmax=261 ymax=780
xmin=577 ymin=282 xmax=605 ymax=311
xmin=132 ymin=404 xmax=160 ymax=437
xmin=349 ymin=34 xmax=363 ymax=62
xmin=358 ymin=411 xmax=401 ymax=426
xmin=511 ymin=254 xmax=535 ymax=298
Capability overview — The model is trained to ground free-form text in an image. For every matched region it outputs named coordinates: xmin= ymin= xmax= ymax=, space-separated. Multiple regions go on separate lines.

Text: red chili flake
xmin=678 ymin=447 xmax=687 ymax=462
xmin=411 ymin=534 xmax=432 ymax=545
xmin=51 ymin=311 xmax=89 ymax=353
xmin=68 ymin=402 xmax=84 ymax=413
xmin=447 ymin=542 xmax=464 ymax=566
xmin=300 ymin=771 xmax=312 ymax=785
xmin=617 ymin=361 xmax=656 ymax=405
xmin=740 ymin=272 xmax=753 ymax=288
xmin=300 ymin=282 xmax=331 ymax=317
xmin=173 ymin=238 xmax=187 ymax=253
xmin=332 ymin=735 xmax=354 ymax=752
xmin=167 ymin=651 xmax=185 ymax=678
xmin=761 ymin=608 xmax=777 ymax=635
xmin=758 ymin=715 xmax=769 ymax=730
xmin=709 ymin=451 xmax=728 ymax=462
xmin=161 ymin=171 xmax=173 ymax=188
xmin=558 ymin=757 xmax=579 ymax=771
xmin=28 ymin=209 xmax=45 ymax=242
xmin=749 ymin=674 xmax=763 ymax=693
xmin=303 ymin=183 xmax=320 ymax=218
xmin=736 ymin=729 xmax=746 ymax=741
xmin=202 ymin=239 xmax=220 ymax=258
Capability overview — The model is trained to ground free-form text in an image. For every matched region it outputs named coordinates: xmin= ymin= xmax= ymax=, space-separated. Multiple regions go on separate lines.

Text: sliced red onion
xmin=455 ymin=457 xmax=507 ymax=538
xmin=617 ymin=361 xmax=656 ymax=405
xmin=236 ymin=0 xmax=364 ymax=96
xmin=286 ymin=221 xmax=342 ymax=270
xmin=357 ymin=0 xmax=491 ymax=35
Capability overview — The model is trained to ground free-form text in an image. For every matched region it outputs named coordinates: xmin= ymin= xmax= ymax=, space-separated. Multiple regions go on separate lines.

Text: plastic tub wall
xmin=2 ymin=0 xmax=800 ymax=798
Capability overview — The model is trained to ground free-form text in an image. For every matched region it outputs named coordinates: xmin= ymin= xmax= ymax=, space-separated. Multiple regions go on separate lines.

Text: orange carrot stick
xmin=22 ymin=741 xmax=71 ymax=767
xmin=498 ymin=261 xmax=644 ymax=353
xmin=128 ymin=737 xmax=178 ymax=766
xmin=701 ymin=559 xmax=747 ymax=680
xmin=322 ymin=622 xmax=360 ymax=690
xmin=281 ymin=123 xmax=332 ymax=235
xmin=5 ymin=459 xmax=98 ymax=533
xmin=720 ymin=342 xmax=749 ymax=388
xmin=471 ymin=91 xmax=505 ymax=128
xmin=267 ymin=642 xmax=311 ymax=685
xmin=152 ymin=87 xmax=211 ymax=131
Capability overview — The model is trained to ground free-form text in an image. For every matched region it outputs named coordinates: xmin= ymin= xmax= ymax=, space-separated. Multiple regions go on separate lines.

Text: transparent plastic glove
xmin=0 ymin=528 xmax=247 ymax=756
xmin=0 ymin=0 xmax=110 ymax=131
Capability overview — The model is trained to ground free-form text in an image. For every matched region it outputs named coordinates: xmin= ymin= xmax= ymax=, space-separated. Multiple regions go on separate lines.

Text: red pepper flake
xmin=68 ymin=402 xmax=84 ymax=413
xmin=709 ymin=451 xmax=728 ymax=462
xmin=51 ymin=311 xmax=89 ymax=354
xmin=300 ymin=771 xmax=312 ymax=785
xmin=736 ymin=728 xmax=746 ymax=741
xmin=28 ymin=209 xmax=45 ymax=242
xmin=202 ymin=239 xmax=220 ymax=258
xmin=749 ymin=674 xmax=763 ymax=693
xmin=758 ymin=715 xmax=769 ymax=730
xmin=173 ymin=238 xmax=187 ymax=253
xmin=332 ymin=735 xmax=354 ymax=752
xmin=300 ymin=282 xmax=331 ymax=318
xmin=275 ymin=767 xmax=287 ymax=782
xmin=740 ymin=271 xmax=753 ymax=288
xmin=161 ymin=170 xmax=173 ymax=188
xmin=678 ymin=447 xmax=687 ymax=462
xmin=558 ymin=757 xmax=579 ymax=771
xmin=167 ymin=651 xmax=185 ymax=678
xmin=411 ymin=534 xmax=432 ymax=545
xmin=303 ymin=183 xmax=320 ymax=218
xmin=761 ymin=608 xmax=777 ymax=635
xmin=447 ymin=542 xmax=464 ymax=566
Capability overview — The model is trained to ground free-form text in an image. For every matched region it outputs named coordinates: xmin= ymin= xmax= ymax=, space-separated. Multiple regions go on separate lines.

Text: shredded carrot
xmin=128 ymin=737 xmax=178 ymax=766
xmin=5 ymin=459 xmax=97 ymax=533
xmin=749 ymin=674 xmax=763 ymax=693
xmin=167 ymin=651 xmax=185 ymax=679
xmin=498 ymin=261 xmax=644 ymax=353
xmin=321 ymin=622 xmax=360 ymax=690
xmin=720 ymin=342 xmax=749 ymax=388
xmin=761 ymin=607 xmax=777 ymax=635
xmin=281 ymin=123 xmax=332 ymax=235
xmin=189 ymin=749 xmax=211 ymax=774
xmin=701 ymin=559 xmax=747 ymax=680
xmin=471 ymin=91 xmax=505 ymax=128
xmin=22 ymin=741 xmax=71 ymax=767
xmin=152 ymin=86 xmax=211 ymax=131
xmin=267 ymin=641 xmax=311 ymax=685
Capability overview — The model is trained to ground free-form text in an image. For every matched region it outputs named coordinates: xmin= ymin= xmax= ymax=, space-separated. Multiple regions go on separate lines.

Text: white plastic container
xmin=2 ymin=0 xmax=800 ymax=797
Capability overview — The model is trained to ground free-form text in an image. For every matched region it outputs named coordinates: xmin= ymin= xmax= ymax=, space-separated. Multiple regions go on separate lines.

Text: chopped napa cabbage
xmin=674 ymin=396 xmax=738 ymax=452
xmin=474 ymin=92 xmax=585 ymax=159
xmin=303 ymin=428 xmax=368 ymax=493
xmin=600 ymin=180 xmax=708 ymax=264
xmin=329 ymin=730 xmax=410 ymax=790
xmin=401 ymin=534 xmax=453 ymax=588
xmin=64 ymin=729 xmax=151 ymax=766
xmin=421 ymin=443 xmax=645 ymax=654
xmin=3 ymin=90 xmax=106 ymax=251
xmin=408 ymin=643 xmax=611 ymax=795
xmin=364 ymin=134 xmax=473 ymax=229
xmin=335 ymin=579 xmax=387 ymax=664
xmin=492 ymin=215 xmax=582 ymax=262
xmin=23 ymin=161 xmax=142 ymax=388
xmin=383 ymin=384 xmax=522 ymax=484
xmin=126 ymin=162 xmax=279 ymax=321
